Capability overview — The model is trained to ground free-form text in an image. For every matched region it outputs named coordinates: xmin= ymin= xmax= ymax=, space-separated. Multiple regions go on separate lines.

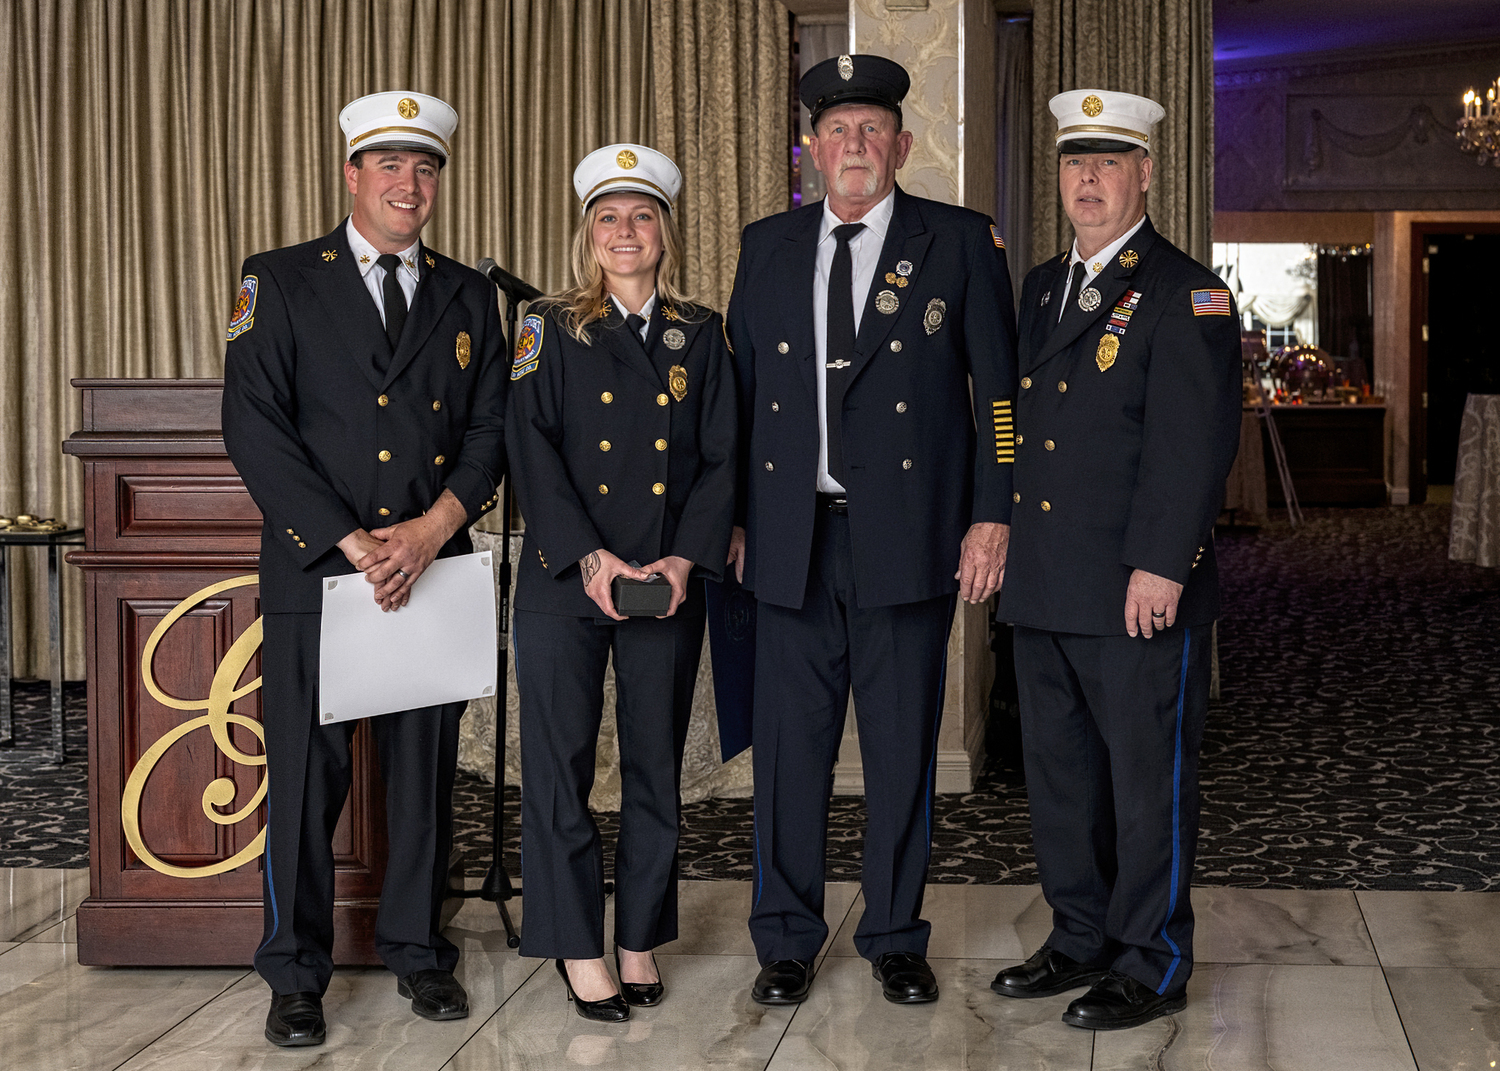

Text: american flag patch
xmin=990 ymin=225 xmax=1005 ymax=249
xmin=1191 ymin=289 xmax=1231 ymax=316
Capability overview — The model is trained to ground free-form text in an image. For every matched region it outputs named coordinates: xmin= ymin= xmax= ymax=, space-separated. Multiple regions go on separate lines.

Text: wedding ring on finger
xmin=396 ymin=569 xmax=410 ymax=581
xmin=1151 ymin=611 xmax=1166 ymax=619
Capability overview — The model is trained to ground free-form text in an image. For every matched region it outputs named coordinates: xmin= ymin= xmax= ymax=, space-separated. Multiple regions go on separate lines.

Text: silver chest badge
xmin=1078 ymin=287 xmax=1102 ymax=312
xmin=664 ymin=328 xmax=686 ymax=350
xmin=876 ymin=290 xmax=899 ymax=315
xmin=924 ymin=297 xmax=947 ymax=335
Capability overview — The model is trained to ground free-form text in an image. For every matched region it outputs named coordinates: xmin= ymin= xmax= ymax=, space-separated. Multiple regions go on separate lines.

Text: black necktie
xmin=626 ymin=313 xmax=648 ymax=342
xmin=1056 ymin=261 xmax=1086 ymax=328
xmin=377 ymin=253 xmax=408 ymax=357
xmin=826 ymin=222 xmax=865 ymax=485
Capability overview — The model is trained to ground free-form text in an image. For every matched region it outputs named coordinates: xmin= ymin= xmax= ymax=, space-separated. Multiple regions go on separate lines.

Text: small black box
xmin=612 ymin=573 xmax=673 ymax=616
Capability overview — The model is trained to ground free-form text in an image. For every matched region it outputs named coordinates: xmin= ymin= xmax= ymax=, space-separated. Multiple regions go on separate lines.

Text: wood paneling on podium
xmin=63 ymin=379 xmax=386 ymax=966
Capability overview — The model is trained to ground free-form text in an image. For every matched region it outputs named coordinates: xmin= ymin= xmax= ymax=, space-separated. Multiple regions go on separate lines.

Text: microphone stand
xmin=448 ymin=259 xmax=539 ymax=950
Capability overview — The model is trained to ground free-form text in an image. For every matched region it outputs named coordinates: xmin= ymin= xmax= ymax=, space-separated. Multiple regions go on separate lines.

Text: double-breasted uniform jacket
xmin=506 ymin=299 xmax=737 ymax=618
xmin=222 ymin=221 xmax=509 ymax=608
xmin=726 ymin=186 xmax=1019 ymax=610
xmin=995 ymin=216 xmax=1241 ymax=635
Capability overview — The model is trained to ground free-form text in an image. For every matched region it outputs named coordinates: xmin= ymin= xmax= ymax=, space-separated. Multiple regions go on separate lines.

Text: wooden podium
xmin=63 ymin=379 xmax=387 ymax=966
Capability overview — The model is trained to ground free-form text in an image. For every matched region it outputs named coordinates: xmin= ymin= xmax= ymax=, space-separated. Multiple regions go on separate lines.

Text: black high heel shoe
xmin=614 ymin=948 xmax=665 ymax=1007
xmin=555 ymin=958 xmax=630 ymax=1022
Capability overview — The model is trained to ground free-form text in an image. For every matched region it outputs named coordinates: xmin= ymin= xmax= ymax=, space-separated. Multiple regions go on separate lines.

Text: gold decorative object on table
xmin=0 ymin=514 xmax=69 ymax=532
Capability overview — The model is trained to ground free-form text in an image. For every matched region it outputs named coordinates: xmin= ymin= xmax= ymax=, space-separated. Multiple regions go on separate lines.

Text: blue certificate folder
xmin=705 ymin=574 xmax=756 ymax=762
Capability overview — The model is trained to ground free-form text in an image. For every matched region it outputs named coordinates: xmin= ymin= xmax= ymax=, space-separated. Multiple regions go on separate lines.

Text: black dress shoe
xmin=615 ymin=948 xmax=664 ymax=1007
xmin=872 ymin=951 xmax=939 ymax=1004
xmin=991 ymin=946 xmax=1109 ymax=999
xmin=265 ymin=991 xmax=325 ymax=1047
xmin=556 ymin=959 xmax=631 ymax=1022
xmin=397 ymin=968 xmax=469 ymax=1021
xmin=751 ymin=959 xmax=813 ymax=1005
xmin=1061 ymin=971 xmax=1186 ymax=1030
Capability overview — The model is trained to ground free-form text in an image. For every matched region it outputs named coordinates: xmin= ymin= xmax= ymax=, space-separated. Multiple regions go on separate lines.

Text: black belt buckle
xmin=818 ymin=493 xmax=849 ymax=515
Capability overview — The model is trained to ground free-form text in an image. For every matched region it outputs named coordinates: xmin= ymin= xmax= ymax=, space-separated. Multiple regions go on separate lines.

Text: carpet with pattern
xmin=6 ymin=503 xmax=1499 ymax=891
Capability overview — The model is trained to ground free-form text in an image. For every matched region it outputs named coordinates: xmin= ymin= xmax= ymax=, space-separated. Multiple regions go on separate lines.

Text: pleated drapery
xmin=1029 ymin=0 xmax=1213 ymax=268
xmin=1 ymin=0 xmax=788 ymax=678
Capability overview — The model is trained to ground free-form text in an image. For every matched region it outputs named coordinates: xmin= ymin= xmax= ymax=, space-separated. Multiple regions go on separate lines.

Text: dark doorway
xmin=1425 ymin=232 xmax=1500 ymax=485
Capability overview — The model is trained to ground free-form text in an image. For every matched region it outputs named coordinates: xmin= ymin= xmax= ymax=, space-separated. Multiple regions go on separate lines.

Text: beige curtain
xmin=2 ymin=0 xmax=786 ymax=679
xmin=1029 ymin=0 xmax=1214 ymax=269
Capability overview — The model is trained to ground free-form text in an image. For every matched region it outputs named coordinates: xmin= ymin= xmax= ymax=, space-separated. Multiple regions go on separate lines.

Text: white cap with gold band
xmin=572 ymin=144 xmax=683 ymax=212
xmin=339 ymin=91 xmax=458 ymax=164
xmin=1049 ymin=89 xmax=1165 ymax=153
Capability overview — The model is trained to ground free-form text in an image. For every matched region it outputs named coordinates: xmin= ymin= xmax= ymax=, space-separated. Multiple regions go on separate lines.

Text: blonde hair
xmin=551 ymin=194 xmax=702 ymax=343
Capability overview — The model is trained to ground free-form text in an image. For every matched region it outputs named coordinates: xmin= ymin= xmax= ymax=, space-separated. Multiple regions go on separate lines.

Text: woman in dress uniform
xmin=505 ymin=144 xmax=737 ymax=1021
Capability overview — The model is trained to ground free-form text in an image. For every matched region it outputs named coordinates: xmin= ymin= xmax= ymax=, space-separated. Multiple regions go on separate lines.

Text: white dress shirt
xmin=347 ymin=219 xmax=420 ymax=328
xmin=1058 ymin=214 xmax=1147 ymax=323
xmin=812 ymin=189 xmax=896 ymax=493
xmin=610 ymin=291 xmax=657 ymax=341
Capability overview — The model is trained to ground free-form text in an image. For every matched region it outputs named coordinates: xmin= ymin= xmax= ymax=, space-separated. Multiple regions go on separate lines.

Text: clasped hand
xmin=338 ymin=490 xmax=468 ymax=612
xmin=580 ymin=549 xmax=694 ymax=621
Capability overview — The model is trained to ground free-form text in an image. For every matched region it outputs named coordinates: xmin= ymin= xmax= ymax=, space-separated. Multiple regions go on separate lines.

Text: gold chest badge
xmin=668 ymin=364 xmax=688 ymax=402
xmin=456 ymin=331 xmax=472 ymax=370
xmin=1096 ymin=333 xmax=1119 ymax=372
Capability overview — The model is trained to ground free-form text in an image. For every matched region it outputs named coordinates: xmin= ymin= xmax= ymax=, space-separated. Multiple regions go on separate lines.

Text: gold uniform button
xmin=1021 ymin=376 xmax=1032 ymax=389
xmin=652 ymin=482 xmax=665 ymax=495
xmin=1045 ymin=440 xmax=1055 ymax=451
xmin=771 ymin=401 xmax=779 ymax=412
xmin=777 ymin=342 xmax=789 ymax=353
xmin=896 ymin=402 xmax=907 ymax=413
xmin=378 ymin=450 xmax=392 ymax=462
xmin=600 ymin=440 xmax=612 ymax=452
xmin=434 ymin=455 xmax=445 ymax=465
xmin=1013 ymin=492 xmax=1021 ymax=503
xmin=1041 ymin=500 xmax=1052 ymax=511
xmin=285 ymin=528 xmax=294 ymax=534
xmin=598 ymin=484 xmax=609 ymax=495
xmin=902 ymin=459 xmax=913 ymax=470
xmin=298 ymin=542 xmax=307 ymax=548
xmin=657 ymin=393 xmax=669 ymax=406
xmin=765 ymin=461 xmax=774 ymax=471
xmin=378 ymin=508 xmax=390 ymax=517
xmin=601 ymin=392 xmax=614 ymax=404
xmin=1058 ymin=380 xmax=1068 ymax=393
xmin=377 ymin=394 xmax=389 ymax=407
xmin=432 ymin=400 xmax=442 ymax=411
xmin=655 ymin=439 xmax=668 ymax=451
xmin=1016 ymin=434 xmax=1024 ymax=446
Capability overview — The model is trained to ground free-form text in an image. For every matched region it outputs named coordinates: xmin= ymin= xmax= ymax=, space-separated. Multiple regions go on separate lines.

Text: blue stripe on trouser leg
xmin=257 ymin=821 xmax=280 ymax=954
xmin=1156 ymin=627 xmax=1192 ymax=995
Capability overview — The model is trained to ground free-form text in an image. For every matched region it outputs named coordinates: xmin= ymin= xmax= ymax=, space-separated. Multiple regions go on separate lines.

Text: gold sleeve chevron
xmin=991 ymin=398 xmax=1014 ymax=464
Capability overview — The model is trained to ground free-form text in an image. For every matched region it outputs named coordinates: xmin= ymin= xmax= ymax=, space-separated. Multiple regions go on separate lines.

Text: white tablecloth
xmin=1450 ymin=394 xmax=1500 ymax=567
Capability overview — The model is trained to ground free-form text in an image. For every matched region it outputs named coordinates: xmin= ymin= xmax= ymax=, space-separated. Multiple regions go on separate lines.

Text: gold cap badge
xmin=456 ymin=330 xmax=471 ymax=370
xmin=397 ymin=97 xmax=420 ymax=119
xmin=1082 ymin=94 xmax=1104 ymax=117
xmin=617 ymin=149 xmax=638 ymax=169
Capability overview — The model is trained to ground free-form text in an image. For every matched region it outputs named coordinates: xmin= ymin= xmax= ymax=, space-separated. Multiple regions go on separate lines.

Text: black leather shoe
xmin=265 ymin=991 xmax=325 ymax=1047
xmin=751 ymin=959 xmax=813 ymax=1005
xmin=397 ymin=968 xmax=469 ymax=1021
xmin=615 ymin=948 xmax=664 ymax=1007
xmin=1061 ymin=971 xmax=1186 ymax=1030
xmin=991 ymin=946 xmax=1109 ymax=999
xmin=557 ymin=958 xmax=630 ymax=1022
xmin=872 ymin=951 xmax=939 ymax=1004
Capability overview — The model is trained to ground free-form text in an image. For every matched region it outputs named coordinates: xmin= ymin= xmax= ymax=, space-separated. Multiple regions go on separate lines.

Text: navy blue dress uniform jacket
xmin=995 ymin=216 xmax=1241 ymax=635
xmin=222 ymin=221 xmax=509 ymax=609
xmin=726 ymin=186 xmax=1019 ymax=610
xmin=506 ymin=299 xmax=737 ymax=618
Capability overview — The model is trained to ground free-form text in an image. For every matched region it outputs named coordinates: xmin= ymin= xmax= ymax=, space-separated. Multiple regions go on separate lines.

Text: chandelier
xmin=1458 ymin=80 xmax=1499 ymax=165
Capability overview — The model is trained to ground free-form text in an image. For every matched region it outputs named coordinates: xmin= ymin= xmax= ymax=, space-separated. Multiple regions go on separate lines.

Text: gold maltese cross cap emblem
xmin=397 ymin=97 xmax=420 ymax=119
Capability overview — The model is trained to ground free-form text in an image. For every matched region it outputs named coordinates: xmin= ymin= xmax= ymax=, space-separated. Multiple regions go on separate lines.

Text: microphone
xmin=475 ymin=257 xmax=543 ymax=303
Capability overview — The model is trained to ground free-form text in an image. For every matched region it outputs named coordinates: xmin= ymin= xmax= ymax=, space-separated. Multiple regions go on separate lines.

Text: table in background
xmin=1451 ymin=393 xmax=1500 ymax=567
xmin=0 ymin=527 xmax=84 ymax=762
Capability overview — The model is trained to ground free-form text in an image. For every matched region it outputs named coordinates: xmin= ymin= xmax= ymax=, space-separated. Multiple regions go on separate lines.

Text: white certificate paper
xmin=318 ymin=550 xmax=498 ymax=724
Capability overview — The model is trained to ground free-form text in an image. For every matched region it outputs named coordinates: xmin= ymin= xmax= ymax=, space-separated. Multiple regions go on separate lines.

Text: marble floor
xmin=1 ymin=869 xmax=1496 ymax=1070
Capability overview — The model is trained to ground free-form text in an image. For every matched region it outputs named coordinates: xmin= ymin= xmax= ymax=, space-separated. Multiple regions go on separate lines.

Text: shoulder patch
xmin=990 ymin=225 xmax=1005 ymax=250
xmin=1191 ymin=289 xmax=1232 ymax=317
xmin=226 ymin=275 xmax=258 ymax=341
xmin=511 ymin=313 xmax=545 ymax=380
